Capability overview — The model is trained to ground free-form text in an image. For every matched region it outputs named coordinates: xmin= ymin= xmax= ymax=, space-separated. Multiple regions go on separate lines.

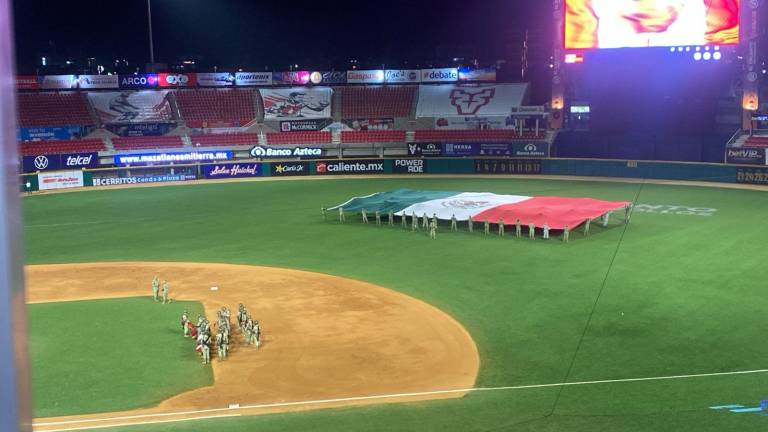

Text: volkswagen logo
xmin=34 ymin=155 xmax=49 ymax=170
xmin=524 ymin=144 xmax=538 ymax=152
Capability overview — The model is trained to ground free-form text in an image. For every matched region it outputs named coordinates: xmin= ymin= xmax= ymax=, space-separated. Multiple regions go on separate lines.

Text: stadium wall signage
xmin=22 ymin=152 xmax=99 ymax=173
xmin=315 ymin=160 xmax=386 ymax=175
xmin=77 ymin=74 xmax=119 ymax=89
xmin=106 ymin=123 xmax=175 ymax=137
xmin=250 ymin=146 xmax=323 ymax=159
xmin=37 ymin=170 xmax=84 ymax=190
xmin=235 ymin=72 xmax=272 ymax=86
xmin=420 ymin=68 xmax=459 ymax=83
xmin=39 ymin=75 xmax=78 ymax=90
xmin=280 ymin=119 xmax=332 ymax=132
xmin=202 ymin=163 xmax=262 ymax=179
xmin=114 ymin=151 xmax=232 ymax=165
xmin=342 ymin=118 xmax=394 ymax=130
xmin=309 ymin=71 xmax=347 ymax=85
xmin=384 ymin=69 xmax=422 ymax=83
xmin=18 ymin=126 xmax=84 ymax=142
xmin=118 ymin=74 xmax=159 ymax=89
xmin=92 ymin=174 xmax=196 ymax=187
xmin=736 ymin=168 xmax=768 ymax=185
xmin=158 ymin=73 xmax=198 ymax=88
xmin=270 ymin=162 xmax=310 ymax=176
xmin=272 ymin=71 xmax=311 ymax=85
xmin=407 ymin=143 xmax=442 ymax=157
xmin=347 ymin=70 xmax=385 ymax=84
xmin=725 ymin=148 xmax=766 ymax=165
xmin=393 ymin=159 xmax=427 ymax=174
xmin=197 ymin=73 xmax=235 ymax=87
xmin=15 ymin=75 xmax=38 ymax=90
xmin=458 ymin=67 xmax=497 ymax=82
xmin=474 ymin=159 xmax=542 ymax=175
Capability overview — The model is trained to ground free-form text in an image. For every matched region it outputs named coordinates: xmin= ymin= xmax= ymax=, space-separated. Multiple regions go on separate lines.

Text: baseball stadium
xmin=2 ymin=1 xmax=768 ymax=431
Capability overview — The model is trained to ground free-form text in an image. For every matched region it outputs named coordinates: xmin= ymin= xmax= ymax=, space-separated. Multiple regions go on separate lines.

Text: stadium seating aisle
xmin=414 ymin=130 xmax=545 ymax=143
xmin=341 ymin=87 xmax=416 ymax=119
xmin=19 ymin=139 xmax=106 ymax=156
xmin=189 ymin=133 xmax=260 ymax=147
xmin=175 ymin=89 xmax=257 ymax=127
xmin=17 ymin=92 xmax=95 ymax=128
xmin=111 ymin=136 xmax=184 ymax=151
xmin=266 ymin=132 xmax=332 ymax=145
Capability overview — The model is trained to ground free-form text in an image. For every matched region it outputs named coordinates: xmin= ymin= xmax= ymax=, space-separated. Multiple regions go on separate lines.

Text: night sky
xmin=12 ymin=0 xmax=550 ymax=74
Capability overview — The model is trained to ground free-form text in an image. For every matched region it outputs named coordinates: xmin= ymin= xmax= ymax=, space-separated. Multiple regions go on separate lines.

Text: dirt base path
xmin=27 ymin=263 xmax=479 ymax=431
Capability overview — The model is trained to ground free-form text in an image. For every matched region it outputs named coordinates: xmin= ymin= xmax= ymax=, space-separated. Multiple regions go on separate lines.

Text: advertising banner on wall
xmin=39 ymin=75 xmax=78 ymax=89
xmin=88 ymin=91 xmax=173 ymax=124
xmin=309 ymin=71 xmax=347 ymax=85
xmin=38 ymin=170 xmax=85 ymax=190
xmin=115 ymin=150 xmax=232 ymax=165
xmin=270 ymin=161 xmax=310 ymax=176
xmin=407 ymin=143 xmax=442 ymax=157
xmin=197 ymin=73 xmax=235 ymax=87
xmin=235 ymin=72 xmax=272 ymax=86
xmin=420 ymin=68 xmax=459 ymax=83
xmin=458 ymin=67 xmax=497 ymax=82
xmin=21 ymin=152 xmax=99 ymax=173
xmin=393 ymin=159 xmax=427 ymax=174
xmin=315 ymin=159 xmax=387 ymax=175
xmin=16 ymin=75 xmax=39 ymax=90
xmin=346 ymin=70 xmax=385 ymax=84
xmin=384 ymin=69 xmax=421 ymax=84
xmin=202 ymin=162 xmax=262 ymax=179
xmin=725 ymin=148 xmax=766 ymax=165
xmin=118 ymin=74 xmax=159 ymax=89
xmin=250 ymin=146 xmax=324 ymax=159
xmin=279 ymin=119 xmax=332 ymax=132
xmin=92 ymin=174 xmax=196 ymax=187
xmin=435 ymin=116 xmax=516 ymax=130
xmin=77 ymin=75 xmax=119 ymax=89
xmin=272 ymin=71 xmax=311 ymax=85
xmin=342 ymin=118 xmax=394 ymax=131
xmin=158 ymin=73 xmax=198 ymax=88
xmin=262 ymin=87 xmax=333 ymax=119
xmin=474 ymin=159 xmax=542 ymax=175
xmin=735 ymin=168 xmax=768 ymax=185
xmin=106 ymin=123 xmax=175 ymax=137
xmin=18 ymin=126 xmax=83 ymax=141
xmin=441 ymin=143 xmax=477 ymax=157
xmin=416 ymin=84 xmax=529 ymax=117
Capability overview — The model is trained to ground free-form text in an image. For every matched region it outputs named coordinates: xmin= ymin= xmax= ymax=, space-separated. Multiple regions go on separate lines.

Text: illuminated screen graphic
xmin=565 ymin=0 xmax=740 ymax=49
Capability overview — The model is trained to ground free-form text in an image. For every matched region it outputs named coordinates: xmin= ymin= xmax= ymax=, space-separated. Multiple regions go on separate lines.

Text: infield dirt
xmin=27 ymin=262 xmax=479 ymax=431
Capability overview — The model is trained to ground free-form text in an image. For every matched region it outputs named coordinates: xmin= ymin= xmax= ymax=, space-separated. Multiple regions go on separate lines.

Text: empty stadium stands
xmin=111 ymin=136 xmax=184 ymax=151
xmin=18 ymin=139 xmax=106 ymax=156
xmin=341 ymin=86 xmax=416 ymax=119
xmin=341 ymin=130 xmax=406 ymax=144
xmin=414 ymin=130 xmax=545 ymax=143
xmin=175 ymin=89 xmax=257 ymax=127
xmin=18 ymin=92 xmax=95 ymax=128
xmin=189 ymin=133 xmax=260 ymax=147
xmin=743 ymin=136 xmax=768 ymax=148
xmin=265 ymin=132 xmax=332 ymax=145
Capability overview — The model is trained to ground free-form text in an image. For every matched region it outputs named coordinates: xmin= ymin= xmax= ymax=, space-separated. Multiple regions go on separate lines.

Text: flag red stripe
xmin=474 ymin=197 xmax=630 ymax=230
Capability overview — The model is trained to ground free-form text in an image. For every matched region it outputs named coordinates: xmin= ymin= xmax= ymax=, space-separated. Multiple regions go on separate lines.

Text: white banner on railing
xmin=88 ymin=91 xmax=173 ymax=124
xmin=416 ymin=84 xmax=529 ymax=117
xmin=384 ymin=69 xmax=421 ymax=83
xmin=420 ymin=68 xmax=459 ymax=83
xmin=261 ymin=87 xmax=333 ymax=119
xmin=38 ymin=171 xmax=84 ymax=191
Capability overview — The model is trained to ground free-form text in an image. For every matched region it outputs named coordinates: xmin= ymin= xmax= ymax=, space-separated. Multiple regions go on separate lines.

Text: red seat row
xmin=19 ymin=139 xmax=106 ymax=156
xmin=743 ymin=136 xmax=768 ymax=148
xmin=175 ymin=89 xmax=256 ymax=127
xmin=341 ymin=87 xmax=416 ymax=119
xmin=414 ymin=130 xmax=545 ymax=143
xmin=18 ymin=93 xmax=95 ymax=128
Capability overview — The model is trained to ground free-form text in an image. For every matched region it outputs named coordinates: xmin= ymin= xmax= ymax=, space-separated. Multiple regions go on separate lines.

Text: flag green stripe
xmin=328 ymin=189 xmax=460 ymax=214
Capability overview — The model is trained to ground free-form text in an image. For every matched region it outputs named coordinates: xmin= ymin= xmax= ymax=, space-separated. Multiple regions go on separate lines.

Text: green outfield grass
xmin=22 ymin=177 xmax=768 ymax=430
xmin=28 ymin=297 xmax=211 ymax=417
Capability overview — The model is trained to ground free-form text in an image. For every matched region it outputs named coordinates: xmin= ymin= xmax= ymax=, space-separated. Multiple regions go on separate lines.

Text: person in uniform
xmin=151 ymin=276 xmax=160 ymax=302
xmin=375 ymin=211 xmax=381 ymax=226
xmin=321 ymin=207 xmax=326 ymax=221
xmin=484 ymin=219 xmax=490 ymax=235
xmin=412 ymin=212 xmax=419 ymax=231
xmin=498 ymin=219 xmax=505 ymax=236
xmin=201 ymin=332 xmax=211 ymax=364
xmin=450 ymin=214 xmax=458 ymax=232
xmin=161 ymin=280 xmax=170 ymax=304
xmin=563 ymin=225 xmax=571 ymax=243
xmin=401 ymin=212 xmax=408 ymax=228
xmin=543 ymin=223 xmax=550 ymax=240
xmin=624 ymin=203 xmax=632 ymax=224
xmin=468 ymin=215 xmax=474 ymax=233
xmin=429 ymin=218 xmax=437 ymax=239
xmin=181 ymin=310 xmax=190 ymax=337
xmin=422 ymin=213 xmax=429 ymax=230
xmin=602 ymin=212 xmax=610 ymax=227
xmin=388 ymin=210 xmax=394 ymax=226
xmin=528 ymin=222 xmax=536 ymax=239
xmin=362 ymin=209 xmax=369 ymax=224
xmin=584 ymin=218 xmax=591 ymax=236
xmin=339 ymin=207 xmax=345 ymax=223
xmin=515 ymin=219 xmax=522 ymax=238
xmin=254 ymin=320 xmax=261 ymax=348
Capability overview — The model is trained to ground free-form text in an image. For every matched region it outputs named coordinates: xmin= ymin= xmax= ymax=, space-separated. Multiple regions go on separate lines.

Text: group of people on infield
xmin=151 ymin=276 xmax=170 ymax=304
xmin=324 ymin=204 xmax=632 ymax=242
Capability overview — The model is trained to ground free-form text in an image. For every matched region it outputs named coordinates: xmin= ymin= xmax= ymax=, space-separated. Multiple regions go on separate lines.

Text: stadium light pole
xmin=0 ymin=0 xmax=33 ymax=429
xmin=147 ymin=0 xmax=155 ymax=72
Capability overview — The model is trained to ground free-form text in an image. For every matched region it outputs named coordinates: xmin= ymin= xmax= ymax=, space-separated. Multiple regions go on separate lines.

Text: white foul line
xmin=36 ymin=414 xmax=241 ymax=432
xmin=33 ymin=368 xmax=768 ymax=431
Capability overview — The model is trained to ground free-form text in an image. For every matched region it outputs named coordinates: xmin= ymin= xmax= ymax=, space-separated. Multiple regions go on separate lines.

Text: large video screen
xmin=565 ymin=0 xmax=740 ymax=49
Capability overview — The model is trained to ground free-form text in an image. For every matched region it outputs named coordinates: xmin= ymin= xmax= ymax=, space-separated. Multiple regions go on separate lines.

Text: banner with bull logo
xmin=88 ymin=91 xmax=173 ymax=124
xmin=416 ymin=84 xmax=530 ymax=118
xmin=261 ymin=88 xmax=333 ymax=119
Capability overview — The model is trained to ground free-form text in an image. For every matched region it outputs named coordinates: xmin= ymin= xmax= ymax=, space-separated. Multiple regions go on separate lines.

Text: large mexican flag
xmin=329 ymin=189 xmax=630 ymax=230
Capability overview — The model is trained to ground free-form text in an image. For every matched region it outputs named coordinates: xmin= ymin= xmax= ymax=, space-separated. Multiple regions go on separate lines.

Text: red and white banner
xmin=88 ymin=91 xmax=173 ymax=124
xmin=38 ymin=171 xmax=84 ymax=191
xmin=346 ymin=70 xmax=385 ymax=84
xmin=416 ymin=84 xmax=529 ymax=117
xmin=262 ymin=88 xmax=333 ymax=119
xmin=158 ymin=73 xmax=198 ymax=88
xmin=15 ymin=76 xmax=39 ymax=90
xmin=77 ymin=75 xmax=119 ymax=89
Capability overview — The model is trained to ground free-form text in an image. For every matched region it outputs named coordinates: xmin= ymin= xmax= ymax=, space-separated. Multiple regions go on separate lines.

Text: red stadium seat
xmin=341 ymin=130 xmax=406 ymax=144
xmin=175 ymin=89 xmax=256 ymax=127
xmin=414 ymin=130 xmax=545 ymax=143
xmin=265 ymin=132 xmax=332 ymax=145
xmin=18 ymin=139 xmax=106 ymax=156
xmin=111 ymin=136 xmax=184 ymax=151
xmin=743 ymin=136 xmax=768 ymax=148
xmin=341 ymin=86 xmax=416 ymax=119
xmin=17 ymin=92 xmax=95 ymax=128
xmin=189 ymin=133 xmax=260 ymax=147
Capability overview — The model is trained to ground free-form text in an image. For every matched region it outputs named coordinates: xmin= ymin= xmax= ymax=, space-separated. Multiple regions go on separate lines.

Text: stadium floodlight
xmin=685 ymin=47 xmax=691 ymax=52
xmin=694 ymin=52 xmax=702 ymax=61
xmin=670 ymin=47 xmax=676 ymax=52
xmin=677 ymin=47 xmax=684 ymax=52
xmin=703 ymin=52 xmax=712 ymax=60
xmin=695 ymin=46 xmax=701 ymax=52
xmin=713 ymin=52 xmax=722 ymax=61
